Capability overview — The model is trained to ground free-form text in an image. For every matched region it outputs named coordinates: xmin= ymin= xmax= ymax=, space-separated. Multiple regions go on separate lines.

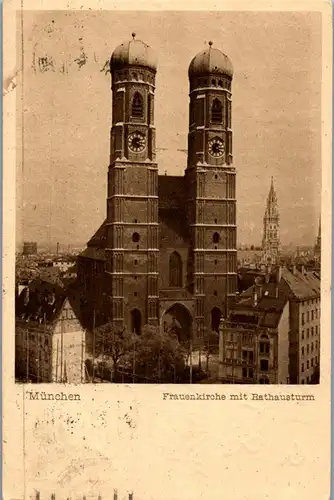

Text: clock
xmin=128 ymin=131 xmax=146 ymax=153
xmin=208 ymin=137 xmax=225 ymax=158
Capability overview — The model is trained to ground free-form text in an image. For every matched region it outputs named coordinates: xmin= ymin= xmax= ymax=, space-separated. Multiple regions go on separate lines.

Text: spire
xmin=262 ymin=176 xmax=280 ymax=265
xmin=268 ymin=176 xmax=276 ymax=203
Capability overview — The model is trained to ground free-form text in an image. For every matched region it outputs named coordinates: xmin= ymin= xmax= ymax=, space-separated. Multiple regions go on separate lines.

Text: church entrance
xmin=161 ymin=303 xmax=193 ymax=344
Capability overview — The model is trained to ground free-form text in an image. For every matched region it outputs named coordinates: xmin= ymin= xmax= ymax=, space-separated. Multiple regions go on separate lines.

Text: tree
xmin=94 ymin=322 xmax=138 ymax=382
xmin=134 ymin=325 xmax=186 ymax=383
xmin=203 ymin=330 xmax=220 ymax=372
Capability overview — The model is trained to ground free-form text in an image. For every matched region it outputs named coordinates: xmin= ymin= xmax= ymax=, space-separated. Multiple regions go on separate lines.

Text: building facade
xmin=218 ymin=268 xmax=290 ymax=384
xmin=15 ymin=282 xmax=85 ymax=383
xmin=23 ymin=241 xmax=38 ymax=256
xmin=261 ymin=177 xmax=280 ymax=265
xmin=314 ymin=217 xmax=321 ymax=265
xmin=78 ymin=36 xmax=237 ymax=345
xmin=282 ymin=267 xmax=321 ymax=384
xmin=218 ymin=266 xmax=321 ymax=384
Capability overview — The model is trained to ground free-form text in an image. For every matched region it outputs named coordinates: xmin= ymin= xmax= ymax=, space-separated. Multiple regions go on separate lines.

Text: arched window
xmin=211 ymin=307 xmax=222 ymax=332
xmin=213 ymin=232 xmax=220 ymax=244
xmin=131 ymin=92 xmax=143 ymax=118
xmin=131 ymin=309 xmax=142 ymax=335
xmin=211 ymin=98 xmax=222 ymax=123
xmin=169 ymin=251 xmax=183 ymax=287
xmin=132 ymin=232 xmax=140 ymax=243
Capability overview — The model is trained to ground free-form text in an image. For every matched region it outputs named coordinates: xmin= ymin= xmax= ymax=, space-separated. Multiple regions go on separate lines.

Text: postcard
xmin=3 ymin=1 xmax=332 ymax=499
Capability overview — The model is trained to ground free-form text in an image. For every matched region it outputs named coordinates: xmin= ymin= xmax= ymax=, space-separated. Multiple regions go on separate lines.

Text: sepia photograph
xmin=3 ymin=2 xmax=332 ymax=500
xmin=14 ymin=9 xmax=322 ymax=385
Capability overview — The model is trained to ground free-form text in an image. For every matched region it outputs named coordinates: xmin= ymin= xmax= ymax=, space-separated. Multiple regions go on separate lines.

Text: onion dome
xmin=188 ymin=41 xmax=233 ymax=78
xmin=110 ymin=33 xmax=157 ymax=72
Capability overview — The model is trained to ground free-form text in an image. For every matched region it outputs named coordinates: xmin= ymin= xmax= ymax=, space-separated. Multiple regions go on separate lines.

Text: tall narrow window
xmin=131 ymin=92 xmax=143 ymax=118
xmin=211 ymin=98 xmax=222 ymax=123
xmin=211 ymin=307 xmax=221 ymax=332
xmin=147 ymin=94 xmax=152 ymax=125
xmin=169 ymin=251 xmax=183 ymax=287
xmin=131 ymin=309 xmax=142 ymax=335
xmin=213 ymin=232 xmax=220 ymax=244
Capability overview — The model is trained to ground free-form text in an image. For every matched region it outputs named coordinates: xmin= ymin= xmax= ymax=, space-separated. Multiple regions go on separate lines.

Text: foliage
xmin=94 ymin=322 xmax=138 ymax=380
xmin=203 ymin=330 xmax=220 ymax=355
xmin=134 ymin=325 xmax=186 ymax=383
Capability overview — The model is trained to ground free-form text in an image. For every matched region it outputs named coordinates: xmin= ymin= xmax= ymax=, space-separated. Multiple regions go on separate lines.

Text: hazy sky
xmin=16 ymin=10 xmax=322 ymax=247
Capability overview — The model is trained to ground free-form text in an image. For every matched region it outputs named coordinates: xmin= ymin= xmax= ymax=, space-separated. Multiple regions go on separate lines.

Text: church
xmin=77 ymin=35 xmax=237 ymax=345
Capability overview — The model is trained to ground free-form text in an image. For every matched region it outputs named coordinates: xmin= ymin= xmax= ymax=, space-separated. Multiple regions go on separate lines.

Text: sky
xmin=16 ymin=10 xmax=322 ymax=248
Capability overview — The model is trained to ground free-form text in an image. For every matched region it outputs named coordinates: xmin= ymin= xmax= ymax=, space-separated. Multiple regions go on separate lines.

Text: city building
xmin=218 ymin=267 xmax=290 ymax=384
xmin=314 ymin=217 xmax=321 ymax=265
xmin=218 ymin=266 xmax=321 ymax=384
xmin=15 ymin=280 xmax=85 ymax=383
xmin=282 ymin=267 xmax=321 ymax=384
xmin=237 ymin=248 xmax=262 ymax=268
xmin=78 ymin=36 xmax=237 ymax=345
xmin=261 ymin=177 xmax=280 ymax=265
xmin=23 ymin=241 xmax=38 ymax=256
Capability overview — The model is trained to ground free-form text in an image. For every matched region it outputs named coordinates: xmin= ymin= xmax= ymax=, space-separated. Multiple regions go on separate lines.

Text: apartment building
xmin=218 ymin=268 xmax=290 ymax=384
xmin=282 ymin=267 xmax=321 ymax=384
xmin=15 ymin=279 xmax=86 ymax=383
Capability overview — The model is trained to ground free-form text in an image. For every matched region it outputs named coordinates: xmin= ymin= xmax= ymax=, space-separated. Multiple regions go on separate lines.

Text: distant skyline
xmin=16 ymin=11 xmax=322 ymax=247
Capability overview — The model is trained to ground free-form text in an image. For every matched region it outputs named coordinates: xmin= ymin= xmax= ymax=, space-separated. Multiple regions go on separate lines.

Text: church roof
xmin=87 ymin=219 xmax=107 ymax=248
xmin=110 ymin=34 xmax=157 ymax=72
xmin=189 ymin=42 xmax=233 ymax=78
xmin=159 ymin=208 xmax=191 ymax=246
xmin=158 ymin=175 xmax=185 ymax=210
xmin=80 ymin=247 xmax=106 ymax=262
xmin=158 ymin=175 xmax=190 ymax=245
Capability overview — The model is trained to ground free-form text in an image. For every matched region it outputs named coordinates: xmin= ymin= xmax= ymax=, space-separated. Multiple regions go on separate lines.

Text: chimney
xmin=56 ymin=241 xmax=60 ymax=255
xmin=301 ymin=265 xmax=305 ymax=275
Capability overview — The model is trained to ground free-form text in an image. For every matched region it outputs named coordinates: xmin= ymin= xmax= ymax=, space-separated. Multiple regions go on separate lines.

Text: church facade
xmin=77 ymin=36 xmax=237 ymax=344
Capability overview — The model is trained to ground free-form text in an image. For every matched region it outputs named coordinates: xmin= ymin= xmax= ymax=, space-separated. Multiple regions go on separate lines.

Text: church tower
xmin=261 ymin=177 xmax=280 ymax=265
xmin=106 ymin=34 xmax=159 ymax=332
xmin=185 ymin=42 xmax=237 ymax=341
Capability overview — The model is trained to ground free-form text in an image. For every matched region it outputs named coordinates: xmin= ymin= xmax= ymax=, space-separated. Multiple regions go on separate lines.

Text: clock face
xmin=208 ymin=137 xmax=225 ymax=158
xmin=128 ymin=131 xmax=146 ymax=153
